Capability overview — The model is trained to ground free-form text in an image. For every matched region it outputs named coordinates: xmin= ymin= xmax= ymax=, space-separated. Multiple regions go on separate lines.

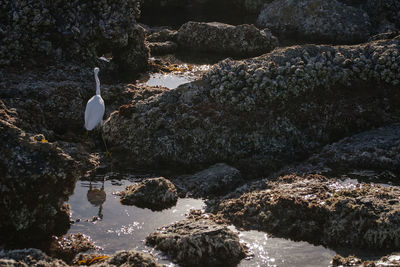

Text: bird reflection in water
xmin=86 ymin=179 xmax=106 ymax=220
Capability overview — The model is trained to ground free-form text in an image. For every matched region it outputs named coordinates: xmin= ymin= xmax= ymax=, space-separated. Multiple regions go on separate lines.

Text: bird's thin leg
xmin=101 ymin=131 xmax=111 ymax=158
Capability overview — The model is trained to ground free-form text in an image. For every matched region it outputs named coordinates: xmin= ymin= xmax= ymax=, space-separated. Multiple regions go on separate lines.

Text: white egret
xmin=85 ymin=67 xmax=105 ymax=130
xmin=84 ymin=67 xmax=110 ymax=156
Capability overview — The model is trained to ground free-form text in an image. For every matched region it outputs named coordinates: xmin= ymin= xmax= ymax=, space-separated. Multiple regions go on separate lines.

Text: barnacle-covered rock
xmin=177 ymin=21 xmax=278 ymax=57
xmin=146 ymin=216 xmax=246 ymax=266
xmin=211 ymin=174 xmax=400 ymax=250
xmin=81 ymin=250 xmax=162 ymax=267
xmin=120 ymin=177 xmax=178 ymax=211
xmin=0 ymin=0 xmax=148 ymax=74
xmin=103 ymin=37 xmax=400 ymax=176
xmin=175 ymin=163 xmax=244 ymax=198
xmin=257 ymin=0 xmax=372 ymax=44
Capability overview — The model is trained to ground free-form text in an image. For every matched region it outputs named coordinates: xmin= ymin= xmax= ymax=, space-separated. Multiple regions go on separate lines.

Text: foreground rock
xmin=88 ymin=250 xmax=162 ymax=267
xmin=257 ymin=0 xmax=372 ymax=44
xmin=0 ymin=248 xmax=161 ymax=267
xmin=0 ymin=106 xmax=79 ymax=245
xmin=104 ymin=37 xmax=400 ymax=176
xmin=0 ymin=0 xmax=148 ymax=74
xmin=332 ymin=253 xmax=400 ymax=267
xmin=48 ymin=233 xmax=96 ymax=263
xmin=146 ymin=215 xmax=246 ymax=266
xmin=177 ymin=21 xmax=278 ymax=57
xmin=120 ymin=177 xmax=178 ymax=211
xmin=0 ymin=248 xmax=68 ymax=266
xmin=175 ymin=163 xmax=244 ymax=198
xmin=211 ymin=174 xmax=400 ymax=249
xmin=290 ymin=123 xmax=400 ymax=182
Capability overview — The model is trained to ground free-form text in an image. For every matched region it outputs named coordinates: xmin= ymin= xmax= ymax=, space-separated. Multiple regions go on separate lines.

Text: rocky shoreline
xmin=1 ymin=0 xmax=400 ymax=266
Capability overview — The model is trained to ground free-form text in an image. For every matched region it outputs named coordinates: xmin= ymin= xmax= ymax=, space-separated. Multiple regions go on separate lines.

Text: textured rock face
xmin=103 ymin=37 xmax=400 ymax=176
xmin=177 ymin=21 xmax=278 ymax=57
xmin=211 ymin=174 xmax=400 ymax=249
xmin=363 ymin=0 xmax=400 ymax=29
xmin=120 ymin=177 xmax=178 ymax=211
xmin=0 ymin=112 xmax=79 ymax=245
xmin=175 ymin=163 xmax=244 ymax=198
xmin=146 ymin=216 xmax=246 ymax=266
xmin=0 ymin=0 xmax=148 ymax=74
xmin=257 ymin=0 xmax=372 ymax=44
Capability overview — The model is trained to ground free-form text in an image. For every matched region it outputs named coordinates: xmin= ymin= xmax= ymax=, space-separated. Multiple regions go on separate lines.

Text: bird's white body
xmin=85 ymin=95 xmax=105 ymax=130
xmin=84 ymin=67 xmax=105 ymax=131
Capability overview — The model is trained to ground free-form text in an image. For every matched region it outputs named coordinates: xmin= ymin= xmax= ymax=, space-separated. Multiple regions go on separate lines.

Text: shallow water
xmin=139 ymin=63 xmax=210 ymax=89
xmin=67 ymin=180 xmax=336 ymax=266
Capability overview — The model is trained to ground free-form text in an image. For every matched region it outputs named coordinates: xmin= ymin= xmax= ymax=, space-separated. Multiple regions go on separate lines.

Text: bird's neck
xmin=95 ymin=73 xmax=101 ymax=95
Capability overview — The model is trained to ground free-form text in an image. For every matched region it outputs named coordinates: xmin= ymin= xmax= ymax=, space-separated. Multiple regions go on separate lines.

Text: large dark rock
xmin=175 ymin=163 xmax=244 ymax=198
xmin=289 ymin=124 xmax=400 ymax=182
xmin=120 ymin=177 xmax=178 ymax=211
xmin=103 ymin=37 xmax=400 ymax=176
xmin=0 ymin=0 xmax=148 ymax=74
xmin=177 ymin=21 xmax=278 ymax=57
xmin=211 ymin=174 xmax=400 ymax=250
xmin=146 ymin=215 xmax=246 ymax=266
xmin=257 ymin=0 xmax=372 ymax=44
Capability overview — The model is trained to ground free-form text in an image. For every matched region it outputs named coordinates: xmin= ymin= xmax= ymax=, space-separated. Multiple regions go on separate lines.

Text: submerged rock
xmin=175 ymin=163 xmax=244 ymax=198
xmin=211 ymin=174 xmax=400 ymax=250
xmin=120 ymin=177 xmax=178 ymax=211
xmin=177 ymin=21 xmax=278 ymax=57
xmin=103 ymin=37 xmax=400 ymax=176
xmin=257 ymin=0 xmax=372 ymax=43
xmin=146 ymin=216 xmax=246 ymax=266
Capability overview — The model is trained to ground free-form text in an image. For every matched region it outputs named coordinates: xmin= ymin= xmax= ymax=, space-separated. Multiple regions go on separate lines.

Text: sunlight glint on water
xmin=67 ymin=180 xmax=335 ymax=266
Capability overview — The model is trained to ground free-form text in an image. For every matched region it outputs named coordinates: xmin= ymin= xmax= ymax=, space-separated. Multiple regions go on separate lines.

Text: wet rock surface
xmin=210 ymin=174 xmax=400 ymax=250
xmin=257 ymin=0 xmax=372 ymax=44
xmin=177 ymin=21 xmax=278 ymax=57
xmin=175 ymin=163 xmax=244 ymax=198
xmin=103 ymin=37 xmax=400 ymax=176
xmin=120 ymin=177 xmax=178 ymax=211
xmin=0 ymin=0 xmax=148 ymax=75
xmin=146 ymin=214 xmax=246 ymax=266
